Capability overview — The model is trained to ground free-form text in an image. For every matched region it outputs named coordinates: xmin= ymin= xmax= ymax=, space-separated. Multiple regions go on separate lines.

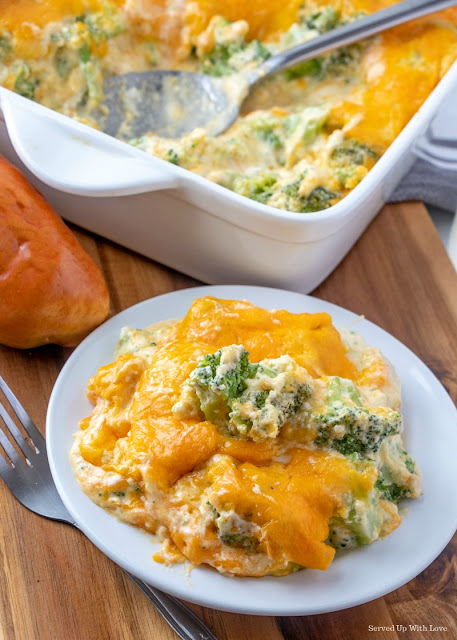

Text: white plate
xmin=46 ymin=285 xmax=457 ymax=616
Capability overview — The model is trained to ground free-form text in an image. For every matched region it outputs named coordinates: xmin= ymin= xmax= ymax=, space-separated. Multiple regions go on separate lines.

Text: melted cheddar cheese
xmin=1 ymin=2 xmax=456 ymax=212
xmin=71 ymin=297 xmax=421 ymax=577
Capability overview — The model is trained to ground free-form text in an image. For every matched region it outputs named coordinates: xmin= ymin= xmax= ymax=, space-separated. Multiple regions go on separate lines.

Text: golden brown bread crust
xmin=0 ymin=154 xmax=110 ymax=348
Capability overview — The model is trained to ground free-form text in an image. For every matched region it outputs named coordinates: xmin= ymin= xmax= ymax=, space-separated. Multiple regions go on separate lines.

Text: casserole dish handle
xmin=414 ymin=96 xmax=457 ymax=171
xmin=0 ymin=89 xmax=178 ymax=197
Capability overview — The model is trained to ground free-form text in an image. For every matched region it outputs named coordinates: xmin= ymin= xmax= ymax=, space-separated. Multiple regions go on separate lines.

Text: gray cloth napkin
xmin=390 ymin=157 xmax=457 ymax=212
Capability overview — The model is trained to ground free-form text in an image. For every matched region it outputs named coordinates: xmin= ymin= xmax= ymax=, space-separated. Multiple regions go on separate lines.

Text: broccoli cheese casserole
xmin=71 ymin=297 xmax=421 ymax=576
xmin=1 ymin=1 xmax=457 ymax=213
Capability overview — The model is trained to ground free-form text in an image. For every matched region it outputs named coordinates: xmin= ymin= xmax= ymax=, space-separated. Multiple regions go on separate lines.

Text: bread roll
xmin=0 ymin=154 xmax=110 ymax=348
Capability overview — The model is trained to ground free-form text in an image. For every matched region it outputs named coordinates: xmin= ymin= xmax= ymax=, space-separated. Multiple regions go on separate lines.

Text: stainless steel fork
xmin=0 ymin=375 xmax=218 ymax=640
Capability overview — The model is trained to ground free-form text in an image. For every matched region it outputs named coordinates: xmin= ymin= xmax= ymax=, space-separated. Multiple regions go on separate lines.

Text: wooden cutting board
xmin=0 ymin=201 xmax=456 ymax=640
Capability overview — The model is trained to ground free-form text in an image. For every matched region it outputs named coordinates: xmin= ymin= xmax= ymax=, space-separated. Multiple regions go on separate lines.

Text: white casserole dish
xmin=1 ymin=61 xmax=457 ymax=293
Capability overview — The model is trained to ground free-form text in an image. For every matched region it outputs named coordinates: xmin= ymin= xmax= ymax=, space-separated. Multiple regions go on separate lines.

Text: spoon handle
xmin=252 ymin=0 xmax=457 ymax=82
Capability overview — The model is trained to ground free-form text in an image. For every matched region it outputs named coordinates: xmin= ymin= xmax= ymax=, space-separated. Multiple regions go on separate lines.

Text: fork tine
xmin=0 ymin=401 xmax=36 ymax=460
xmin=0 ymin=417 xmax=25 ymax=467
xmin=0 ymin=375 xmax=45 ymax=450
xmin=0 ymin=451 xmax=14 ymax=474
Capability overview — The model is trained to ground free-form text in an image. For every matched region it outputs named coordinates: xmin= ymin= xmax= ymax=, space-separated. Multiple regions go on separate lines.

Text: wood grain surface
xmin=0 ymin=201 xmax=456 ymax=640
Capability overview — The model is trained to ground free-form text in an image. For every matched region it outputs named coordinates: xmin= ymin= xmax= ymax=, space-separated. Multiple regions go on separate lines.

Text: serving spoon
xmin=96 ymin=0 xmax=457 ymax=139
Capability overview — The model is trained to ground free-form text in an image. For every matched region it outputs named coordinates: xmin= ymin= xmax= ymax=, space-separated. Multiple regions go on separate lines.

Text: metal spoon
xmin=96 ymin=0 xmax=457 ymax=139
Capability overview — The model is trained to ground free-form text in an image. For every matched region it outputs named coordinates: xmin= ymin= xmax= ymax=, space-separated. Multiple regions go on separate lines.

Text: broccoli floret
xmin=329 ymin=462 xmax=399 ymax=547
xmin=165 ymin=148 xmax=179 ymax=165
xmin=282 ymin=182 xmax=338 ymax=213
xmin=229 ymin=357 xmax=313 ymax=440
xmin=14 ymin=63 xmax=38 ymax=100
xmin=200 ymin=26 xmax=270 ymax=77
xmin=330 ymin=139 xmax=378 ymax=187
xmin=325 ymin=47 xmax=358 ymax=76
xmin=331 ymin=139 xmax=378 ymax=167
xmin=301 ymin=186 xmax=338 ymax=212
xmin=247 ymin=118 xmax=284 ymax=149
xmin=76 ymin=10 xmax=124 ymax=42
xmin=219 ymin=532 xmax=259 ymax=551
xmin=145 ymin=41 xmax=158 ymax=66
xmin=346 ymin=490 xmax=389 ymax=545
xmin=386 ymin=441 xmax=416 ymax=475
xmin=115 ymin=327 xmax=158 ymax=360
xmin=208 ymin=501 xmax=260 ymax=550
xmin=77 ymin=42 xmax=103 ymax=103
xmin=206 ymin=500 xmax=220 ymax=518
xmin=329 ymin=483 xmax=392 ymax=547
xmin=306 ymin=7 xmax=340 ymax=33
xmin=404 ymin=452 xmax=415 ymax=474
xmin=200 ymin=42 xmax=238 ymax=76
xmin=326 ymin=376 xmax=362 ymax=406
xmin=312 ymin=376 xmax=402 ymax=455
xmin=284 ymin=58 xmax=323 ymax=81
xmin=186 ymin=345 xmax=258 ymax=428
xmin=80 ymin=60 xmax=102 ymax=102
xmin=79 ymin=41 xmax=91 ymax=64
xmin=284 ymin=40 xmax=358 ymax=82
xmin=54 ymin=48 xmax=72 ymax=79
xmin=374 ymin=436 xmax=420 ymax=502
xmin=232 ymin=174 xmax=277 ymax=204
xmin=195 ymin=345 xmax=257 ymax=400
xmin=248 ymin=41 xmax=271 ymax=65
xmin=375 ymin=477 xmax=411 ymax=503
xmin=0 ymin=33 xmax=12 ymax=62
xmin=281 ymin=108 xmax=328 ymax=144
xmin=314 ymin=406 xmax=402 ymax=455
xmin=179 ymin=347 xmax=312 ymax=440
xmin=282 ymin=177 xmax=300 ymax=200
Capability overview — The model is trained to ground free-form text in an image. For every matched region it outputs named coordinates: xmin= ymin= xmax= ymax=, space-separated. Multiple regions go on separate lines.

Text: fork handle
xmin=126 ymin=572 xmax=219 ymax=640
